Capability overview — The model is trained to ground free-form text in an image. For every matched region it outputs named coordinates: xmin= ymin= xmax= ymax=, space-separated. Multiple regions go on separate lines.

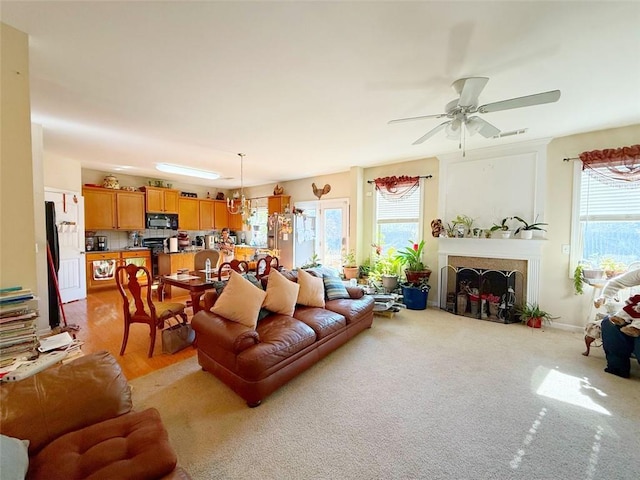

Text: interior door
xmin=317 ymin=199 xmax=349 ymax=270
xmin=45 ymin=188 xmax=87 ymax=302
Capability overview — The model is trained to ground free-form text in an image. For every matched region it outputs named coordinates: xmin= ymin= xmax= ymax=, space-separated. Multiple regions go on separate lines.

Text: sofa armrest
xmin=346 ymin=286 xmax=365 ymax=299
xmin=0 ymin=350 xmax=132 ymax=454
xmin=192 ymin=310 xmax=259 ymax=354
xmin=202 ymin=290 xmax=220 ymax=311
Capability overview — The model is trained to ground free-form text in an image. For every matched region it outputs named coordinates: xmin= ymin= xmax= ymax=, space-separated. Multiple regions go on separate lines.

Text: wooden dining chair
xmin=218 ymin=260 xmax=250 ymax=280
xmin=194 ymin=249 xmax=220 ymax=271
xmin=116 ymin=263 xmax=188 ymax=358
xmin=256 ymin=255 xmax=280 ymax=279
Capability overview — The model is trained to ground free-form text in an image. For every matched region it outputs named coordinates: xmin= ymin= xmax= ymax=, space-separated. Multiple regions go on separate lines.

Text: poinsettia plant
xmin=396 ymin=240 xmax=428 ymax=272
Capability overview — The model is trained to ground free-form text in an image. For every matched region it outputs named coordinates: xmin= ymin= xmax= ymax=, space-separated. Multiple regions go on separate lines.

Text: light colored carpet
xmin=131 ymin=308 xmax=640 ymax=480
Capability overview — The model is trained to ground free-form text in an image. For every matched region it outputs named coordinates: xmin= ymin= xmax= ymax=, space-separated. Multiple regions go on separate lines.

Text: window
xmin=247 ymin=199 xmax=268 ymax=246
xmin=375 ymin=182 xmax=422 ymax=252
xmin=571 ymin=163 xmax=640 ymax=271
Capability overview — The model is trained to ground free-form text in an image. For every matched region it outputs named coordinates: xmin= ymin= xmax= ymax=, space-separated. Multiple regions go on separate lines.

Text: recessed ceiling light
xmin=156 ymin=163 xmax=220 ymax=180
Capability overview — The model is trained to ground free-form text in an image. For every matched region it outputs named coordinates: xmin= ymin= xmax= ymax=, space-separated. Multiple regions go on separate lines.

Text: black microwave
xmin=146 ymin=213 xmax=178 ymax=230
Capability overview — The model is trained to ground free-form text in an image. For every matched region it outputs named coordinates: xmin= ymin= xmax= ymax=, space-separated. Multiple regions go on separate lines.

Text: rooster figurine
xmin=312 ymin=183 xmax=331 ymax=199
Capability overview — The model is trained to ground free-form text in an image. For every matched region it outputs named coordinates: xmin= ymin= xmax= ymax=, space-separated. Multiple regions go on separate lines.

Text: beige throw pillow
xmin=263 ymin=268 xmax=300 ymax=316
xmin=297 ymin=268 xmax=325 ymax=307
xmin=211 ymin=271 xmax=267 ymax=328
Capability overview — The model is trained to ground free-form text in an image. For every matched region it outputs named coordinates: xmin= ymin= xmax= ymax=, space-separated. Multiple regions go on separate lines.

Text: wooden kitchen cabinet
xmin=83 ymin=187 xmax=145 ymax=230
xmin=178 ymin=197 xmax=199 ymax=230
xmin=228 ymin=211 xmax=244 ymax=231
xmin=214 ymin=200 xmax=228 ymax=229
xmin=199 ymin=199 xmax=215 ymax=230
xmin=268 ymin=195 xmax=291 ymax=215
xmin=142 ymin=186 xmax=179 ymax=214
xmin=86 ymin=250 xmax=151 ymax=292
xmin=120 ymin=250 xmax=152 ymax=287
xmin=157 ymin=252 xmax=196 ymax=297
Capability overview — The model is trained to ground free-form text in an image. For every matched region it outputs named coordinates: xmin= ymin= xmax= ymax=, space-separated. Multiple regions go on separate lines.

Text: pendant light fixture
xmin=227 ymin=153 xmax=250 ymax=217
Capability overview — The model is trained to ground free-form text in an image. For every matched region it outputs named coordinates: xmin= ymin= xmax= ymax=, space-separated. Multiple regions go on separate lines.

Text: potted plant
xmin=370 ymin=246 xmax=402 ymax=292
xmin=342 ymin=249 xmax=359 ymax=280
xmin=513 ymin=216 xmax=547 ymax=239
xmin=401 ymin=277 xmax=431 ymax=310
xmin=516 ymin=302 xmax=557 ymax=328
xmin=599 ymin=256 xmax=627 ymax=279
xmin=395 ymin=240 xmax=432 ymax=285
xmin=452 ymin=214 xmax=474 ymax=237
xmin=489 ymin=217 xmax=512 ymax=238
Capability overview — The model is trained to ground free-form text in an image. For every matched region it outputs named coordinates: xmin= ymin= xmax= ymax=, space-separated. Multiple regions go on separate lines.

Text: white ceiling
xmin=3 ymin=1 xmax=639 ymax=189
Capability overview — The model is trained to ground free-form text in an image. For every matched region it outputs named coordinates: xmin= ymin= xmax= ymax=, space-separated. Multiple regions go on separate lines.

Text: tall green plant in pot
xmin=370 ymin=246 xmax=402 ymax=292
xmin=396 ymin=240 xmax=432 ymax=285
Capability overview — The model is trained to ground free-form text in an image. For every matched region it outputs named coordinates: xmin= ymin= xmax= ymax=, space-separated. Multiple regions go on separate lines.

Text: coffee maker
xmin=96 ymin=236 xmax=108 ymax=251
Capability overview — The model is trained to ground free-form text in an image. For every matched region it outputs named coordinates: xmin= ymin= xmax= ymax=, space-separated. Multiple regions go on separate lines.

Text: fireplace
xmin=437 ymin=237 xmax=544 ymax=321
xmin=441 ymin=257 xmax=526 ymax=323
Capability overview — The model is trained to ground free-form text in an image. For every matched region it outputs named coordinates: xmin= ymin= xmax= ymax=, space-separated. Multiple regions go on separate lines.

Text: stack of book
xmin=0 ymin=287 xmax=39 ymax=367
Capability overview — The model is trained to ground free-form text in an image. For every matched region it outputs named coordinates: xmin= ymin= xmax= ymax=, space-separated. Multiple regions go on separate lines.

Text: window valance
xmin=373 ymin=176 xmax=420 ymax=200
xmin=580 ymin=144 xmax=640 ymax=188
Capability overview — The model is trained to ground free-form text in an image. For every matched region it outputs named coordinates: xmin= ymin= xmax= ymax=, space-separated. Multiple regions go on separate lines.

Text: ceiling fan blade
xmin=388 ymin=113 xmax=448 ymax=124
xmin=466 ymin=116 xmax=501 ymax=138
xmin=412 ymin=121 xmax=450 ymax=145
xmin=453 ymin=77 xmax=489 ymax=107
xmin=478 ymin=89 xmax=561 ymax=113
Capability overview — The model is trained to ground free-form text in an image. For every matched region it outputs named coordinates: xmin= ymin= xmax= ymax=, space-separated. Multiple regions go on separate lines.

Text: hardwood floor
xmin=62 ymin=288 xmax=196 ymax=380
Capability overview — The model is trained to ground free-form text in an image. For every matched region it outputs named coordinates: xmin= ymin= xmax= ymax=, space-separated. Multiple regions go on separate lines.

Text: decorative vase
xmin=102 ymin=174 xmax=120 ymax=189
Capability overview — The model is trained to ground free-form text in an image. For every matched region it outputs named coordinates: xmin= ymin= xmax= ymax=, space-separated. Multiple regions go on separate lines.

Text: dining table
xmin=158 ymin=270 xmax=227 ymax=314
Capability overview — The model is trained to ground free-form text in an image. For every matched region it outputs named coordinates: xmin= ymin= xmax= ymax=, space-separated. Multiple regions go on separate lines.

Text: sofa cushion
xmin=323 ymin=276 xmax=350 ymax=301
xmin=0 ymin=434 xmax=29 ymax=480
xmin=325 ymin=295 xmax=375 ymax=325
xmin=263 ymin=269 xmax=300 ymax=316
xmin=237 ymin=315 xmax=317 ymax=380
xmin=296 ymin=268 xmax=325 ymax=307
xmin=212 ymin=271 xmax=267 ymax=328
xmin=27 ymin=408 xmax=177 ymax=480
xmin=293 ymin=306 xmax=346 ymax=339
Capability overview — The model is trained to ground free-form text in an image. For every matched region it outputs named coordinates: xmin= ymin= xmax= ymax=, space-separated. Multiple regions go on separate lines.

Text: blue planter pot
xmin=402 ymin=285 xmax=428 ymax=310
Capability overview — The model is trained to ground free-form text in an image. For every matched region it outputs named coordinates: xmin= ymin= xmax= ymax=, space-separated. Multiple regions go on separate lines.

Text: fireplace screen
xmin=440 ymin=265 xmax=525 ymax=323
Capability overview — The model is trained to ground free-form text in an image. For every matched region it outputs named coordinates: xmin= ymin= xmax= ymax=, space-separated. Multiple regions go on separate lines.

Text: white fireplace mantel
xmin=437 ymin=237 xmax=545 ymax=305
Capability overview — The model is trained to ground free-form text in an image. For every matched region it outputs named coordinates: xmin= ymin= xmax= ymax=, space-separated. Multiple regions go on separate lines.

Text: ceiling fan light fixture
xmin=156 ymin=163 xmax=220 ymax=180
xmin=445 ymin=119 xmax=462 ymax=139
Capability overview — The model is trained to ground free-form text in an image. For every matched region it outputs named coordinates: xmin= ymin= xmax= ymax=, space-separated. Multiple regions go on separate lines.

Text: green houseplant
xmin=395 ymin=240 xmax=432 ymax=284
xmin=369 ymin=246 xmax=402 ymax=292
xmin=516 ymin=302 xmax=557 ymax=328
xmin=342 ymin=249 xmax=359 ymax=280
xmin=513 ymin=216 xmax=548 ymax=239
xmin=489 ymin=217 xmax=512 ymax=238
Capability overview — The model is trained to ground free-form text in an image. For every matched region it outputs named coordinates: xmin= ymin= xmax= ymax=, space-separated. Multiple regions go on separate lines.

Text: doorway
xmin=44 ymin=188 xmax=87 ymax=303
xmin=297 ymin=199 xmax=349 ymax=270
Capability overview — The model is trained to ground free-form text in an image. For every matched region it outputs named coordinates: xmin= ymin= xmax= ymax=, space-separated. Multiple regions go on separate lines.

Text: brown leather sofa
xmin=0 ymin=350 xmax=188 ymax=480
xmin=192 ymin=270 xmax=375 ymax=407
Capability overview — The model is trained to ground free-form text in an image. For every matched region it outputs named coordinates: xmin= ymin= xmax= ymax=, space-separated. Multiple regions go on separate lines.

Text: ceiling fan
xmin=388 ymin=77 xmax=561 ymax=153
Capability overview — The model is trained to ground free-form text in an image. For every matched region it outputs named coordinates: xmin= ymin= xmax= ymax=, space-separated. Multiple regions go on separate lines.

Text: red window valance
xmin=580 ymin=144 xmax=640 ymax=188
xmin=373 ymin=176 xmax=419 ymax=200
